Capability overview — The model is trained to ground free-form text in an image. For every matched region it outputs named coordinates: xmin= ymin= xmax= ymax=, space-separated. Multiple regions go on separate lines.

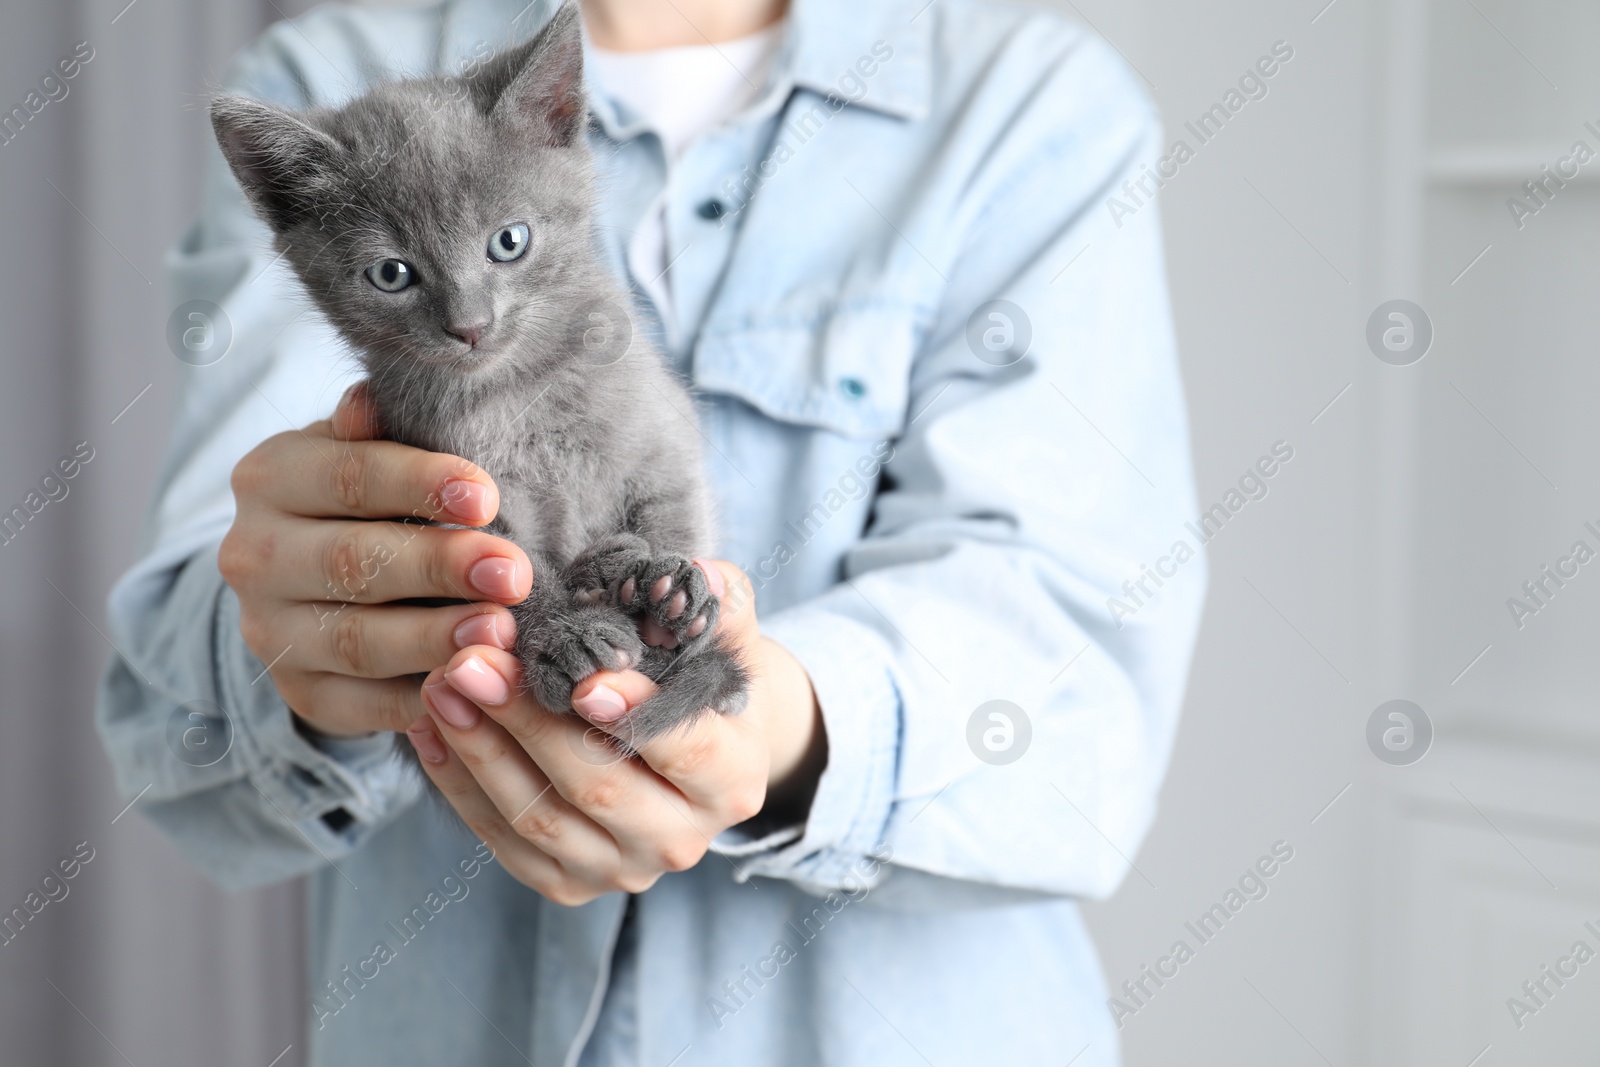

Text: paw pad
xmin=634 ymin=558 xmax=717 ymax=650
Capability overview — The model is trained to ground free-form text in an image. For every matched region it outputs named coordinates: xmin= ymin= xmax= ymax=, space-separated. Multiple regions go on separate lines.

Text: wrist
xmin=756 ymin=635 xmax=827 ymax=821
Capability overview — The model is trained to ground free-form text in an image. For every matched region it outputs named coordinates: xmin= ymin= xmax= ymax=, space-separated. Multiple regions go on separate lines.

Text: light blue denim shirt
xmin=96 ymin=0 xmax=1205 ymax=1063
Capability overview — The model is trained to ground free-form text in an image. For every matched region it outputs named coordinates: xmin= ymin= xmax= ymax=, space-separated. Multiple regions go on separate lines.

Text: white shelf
xmin=1427 ymin=139 xmax=1600 ymax=185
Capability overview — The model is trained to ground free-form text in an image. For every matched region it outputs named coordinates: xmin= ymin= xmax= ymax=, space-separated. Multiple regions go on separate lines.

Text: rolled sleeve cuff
xmin=214 ymin=578 xmax=419 ymax=847
xmin=710 ymin=604 xmax=901 ymax=891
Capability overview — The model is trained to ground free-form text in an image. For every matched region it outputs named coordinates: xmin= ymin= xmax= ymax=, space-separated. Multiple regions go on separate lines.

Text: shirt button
xmin=839 ymin=377 xmax=867 ymax=399
xmin=696 ymin=198 xmax=726 ymax=220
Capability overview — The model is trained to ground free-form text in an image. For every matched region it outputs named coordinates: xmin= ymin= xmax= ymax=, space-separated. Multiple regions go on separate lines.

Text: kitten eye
xmin=488 ymin=223 xmax=530 ymax=263
xmin=365 ymin=259 xmax=413 ymax=292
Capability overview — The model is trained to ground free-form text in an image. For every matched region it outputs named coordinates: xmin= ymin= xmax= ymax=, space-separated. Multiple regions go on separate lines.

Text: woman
xmin=97 ymin=0 xmax=1205 ymax=1062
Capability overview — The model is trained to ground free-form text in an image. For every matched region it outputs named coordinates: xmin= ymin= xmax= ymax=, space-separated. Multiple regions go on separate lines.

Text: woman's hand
xmin=218 ymin=383 xmax=531 ymax=739
xmin=407 ymin=561 xmax=827 ymax=904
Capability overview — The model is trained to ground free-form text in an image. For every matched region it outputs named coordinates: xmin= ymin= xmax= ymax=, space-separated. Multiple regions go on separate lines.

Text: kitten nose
xmin=446 ymin=320 xmax=490 ymax=347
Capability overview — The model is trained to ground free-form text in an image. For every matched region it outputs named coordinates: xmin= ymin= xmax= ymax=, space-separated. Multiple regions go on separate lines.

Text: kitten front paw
xmin=628 ymin=555 xmax=718 ymax=653
xmin=520 ymin=607 xmax=645 ymax=714
xmin=564 ymin=533 xmax=652 ymax=609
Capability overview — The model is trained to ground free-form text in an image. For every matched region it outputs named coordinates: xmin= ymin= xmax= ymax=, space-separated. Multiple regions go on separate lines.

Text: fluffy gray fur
xmin=209 ymin=4 xmax=748 ymax=760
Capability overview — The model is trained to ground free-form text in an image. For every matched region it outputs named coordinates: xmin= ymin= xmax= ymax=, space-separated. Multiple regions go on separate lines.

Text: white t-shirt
xmin=588 ymin=23 xmax=785 ymax=313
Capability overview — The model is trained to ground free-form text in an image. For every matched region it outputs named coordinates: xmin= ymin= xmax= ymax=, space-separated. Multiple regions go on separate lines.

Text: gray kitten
xmin=210 ymin=4 xmax=748 ymax=755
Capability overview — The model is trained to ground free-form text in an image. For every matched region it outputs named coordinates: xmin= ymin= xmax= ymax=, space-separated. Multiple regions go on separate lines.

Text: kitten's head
xmin=211 ymin=3 xmax=598 ymax=381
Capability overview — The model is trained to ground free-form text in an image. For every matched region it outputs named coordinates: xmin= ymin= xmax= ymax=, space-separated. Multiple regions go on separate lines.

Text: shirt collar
xmin=783 ymin=0 xmax=931 ymax=121
xmin=579 ymin=36 xmax=646 ymax=142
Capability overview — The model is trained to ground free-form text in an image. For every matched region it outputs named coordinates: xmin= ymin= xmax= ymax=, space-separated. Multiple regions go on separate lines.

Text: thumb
xmin=695 ymin=559 xmax=758 ymax=642
xmin=569 ymin=561 xmax=756 ymax=727
xmin=330 ymin=380 xmax=381 ymax=442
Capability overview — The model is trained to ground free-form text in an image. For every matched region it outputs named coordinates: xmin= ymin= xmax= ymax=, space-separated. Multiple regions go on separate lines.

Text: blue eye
xmin=365 ymin=259 xmax=413 ymax=292
xmin=488 ymin=223 xmax=530 ymax=262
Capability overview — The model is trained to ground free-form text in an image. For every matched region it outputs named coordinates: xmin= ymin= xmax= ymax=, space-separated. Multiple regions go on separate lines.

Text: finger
xmin=571 ymin=669 xmax=656 ymax=724
xmin=421 ymin=678 xmax=624 ymax=884
xmin=438 ymin=650 xmax=702 ymax=856
xmin=625 ymin=701 xmax=766 ymax=817
xmin=273 ymin=600 xmax=515 ymax=679
xmin=330 ymin=381 xmax=381 ymax=442
xmin=403 ymin=716 xmax=582 ymax=901
xmin=698 ymin=558 xmax=758 ymax=642
xmin=572 ymin=559 xmax=766 ymax=810
xmin=571 ymin=666 xmax=761 ymax=820
xmin=234 ymin=429 xmax=499 ymax=526
xmin=564 ymin=559 xmax=753 ymax=725
xmin=287 ymin=672 xmax=431 ymax=735
xmin=261 ymin=518 xmax=531 ymax=604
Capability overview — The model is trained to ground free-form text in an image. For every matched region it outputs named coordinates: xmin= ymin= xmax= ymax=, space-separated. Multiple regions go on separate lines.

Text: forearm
xmin=722 ymin=532 xmax=1203 ymax=902
xmin=96 ymin=546 xmax=421 ymax=889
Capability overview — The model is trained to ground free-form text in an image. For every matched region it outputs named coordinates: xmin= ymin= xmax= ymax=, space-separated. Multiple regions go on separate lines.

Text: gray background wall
xmin=0 ymin=3 xmax=318 ymax=1062
xmin=1 ymin=0 xmax=1594 ymax=1063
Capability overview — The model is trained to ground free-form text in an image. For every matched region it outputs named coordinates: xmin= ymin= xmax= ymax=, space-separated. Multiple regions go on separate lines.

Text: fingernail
xmin=425 ymin=681 xmax=480 ymax=729
xmin=406 ymin=722 xmax=448 ymax=764
xmin=440 ymin=479 xmax=491 ymax=522
xmin=445 ymin=655 xmax=510 ymax=706
xmin=453 ymin=613 xmax=515 ymax=651
xmin=693 ymin=558 xmax=725 ymax=599
xmin=469 ymin=557 xmax=523 ymax=600
xmin=573 ymin=683 xmax=628 ymax=724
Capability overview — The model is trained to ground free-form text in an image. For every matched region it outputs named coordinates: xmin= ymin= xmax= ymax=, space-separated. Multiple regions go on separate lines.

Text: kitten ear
xmin=210 ymin=95 xmax=342 ymax=232
xmin=485 ymin=2 xmax=587 ymax=147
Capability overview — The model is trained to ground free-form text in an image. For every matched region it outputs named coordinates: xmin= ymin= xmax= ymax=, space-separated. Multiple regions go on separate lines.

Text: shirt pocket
xmin=690 ymin=303 xmax=917 ymax=440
